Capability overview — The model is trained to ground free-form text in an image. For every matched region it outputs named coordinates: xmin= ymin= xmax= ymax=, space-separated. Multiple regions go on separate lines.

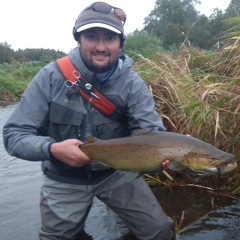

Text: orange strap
xmin=57 ymin=56 xmax=123 ymax=120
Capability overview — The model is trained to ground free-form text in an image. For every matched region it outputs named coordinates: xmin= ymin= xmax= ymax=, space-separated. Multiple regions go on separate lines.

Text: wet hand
xmin=50 ymin=139 xmax=91 ymax=167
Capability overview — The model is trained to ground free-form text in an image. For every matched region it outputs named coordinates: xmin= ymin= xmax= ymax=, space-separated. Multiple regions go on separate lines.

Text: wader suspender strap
xmin=57 ymin=56 xmax=124 ymax=121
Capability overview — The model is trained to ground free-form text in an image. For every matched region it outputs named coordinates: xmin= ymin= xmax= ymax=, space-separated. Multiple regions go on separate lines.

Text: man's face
xmin=78 ymin=28 xmax=121 ymax=73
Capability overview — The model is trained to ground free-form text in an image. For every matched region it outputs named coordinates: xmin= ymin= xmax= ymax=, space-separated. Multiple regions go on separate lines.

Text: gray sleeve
xmin=126 ymin=75 xmax=166 ymax=132
xmin=2 ymin=65 xmax=55 ymax=161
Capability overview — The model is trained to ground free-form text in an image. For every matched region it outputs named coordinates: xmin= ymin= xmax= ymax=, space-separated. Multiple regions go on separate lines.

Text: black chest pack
xmin=57 ymin=56 xmax=125 ymax=122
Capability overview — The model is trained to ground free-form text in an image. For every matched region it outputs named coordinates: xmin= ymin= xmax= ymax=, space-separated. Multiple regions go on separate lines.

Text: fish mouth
xmin=216 ymin=159 xmax=238 ymax=173
xmin=203 ymin=159 xmax=238 ymax=174
xmin=188 ymin=159 xmax=238 ymax=174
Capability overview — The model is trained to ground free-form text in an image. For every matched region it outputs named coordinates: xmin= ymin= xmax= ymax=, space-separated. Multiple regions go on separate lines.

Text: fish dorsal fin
xmin=131 ymin=129 xmax=155 ymax=136
xmin=86 ymin=136 xmax=98 ymax=143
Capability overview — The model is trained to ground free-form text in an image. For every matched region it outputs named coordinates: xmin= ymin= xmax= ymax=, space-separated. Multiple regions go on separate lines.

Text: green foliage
xmin=188 ymin=15 xmax=213 ymax=49
xmin=224 ymin=16 xmax=240 ymax=39
xmin=162 ymin=23 xmax=186 ymax=48
xmin=210 ymin=10 xmax=227 ymax=39
xmin=123 ymin=30 xmax=163 ymax=58
xmin=0 ymin=42 xmax=67 ymax=64
xmin=0 ymin=42 xmax=15 ymax=64
xmin=144 ymin=0 xmax=200 ymax=48
xmin=0 ymin=42 xmax=67 ymax=101
xmin=225 ymin=0 xmax=240 ymax=18
xmin=14 ymin=48 xmax=66 ymax=63
xmin=0 ymin=61 xmax=46 ymax=101
xmin=142 ymin=0 xmax=240 ymax=50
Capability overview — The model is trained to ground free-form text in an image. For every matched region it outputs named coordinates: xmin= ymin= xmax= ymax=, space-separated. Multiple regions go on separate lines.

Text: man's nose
xmin=95 ymin=39 xmax=106 ymax=51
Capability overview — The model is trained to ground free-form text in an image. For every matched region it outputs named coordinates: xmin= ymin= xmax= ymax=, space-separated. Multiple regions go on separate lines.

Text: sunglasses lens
xmin=85 ymin=2 xmax=126 ymax=25
xmin=114 ymin=8 xmax=126 ymax=23
xmin=93 ymin=2 xmax=111 ymax=14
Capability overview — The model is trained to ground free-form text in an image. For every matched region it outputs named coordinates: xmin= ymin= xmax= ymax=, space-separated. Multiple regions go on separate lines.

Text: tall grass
xmin=0 ymin=61 xmax=45 ymax=102
xmin=131 ymin=39 xmax=240 ymax=196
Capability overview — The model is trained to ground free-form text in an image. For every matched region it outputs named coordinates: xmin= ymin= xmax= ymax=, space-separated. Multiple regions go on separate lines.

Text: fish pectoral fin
xmin=167 ymin=161 xmax=186 ymax=171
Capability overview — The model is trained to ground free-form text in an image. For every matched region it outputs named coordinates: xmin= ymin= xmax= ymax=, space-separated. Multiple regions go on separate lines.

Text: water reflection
xmin=0 ymin=104 xmax=239 ymax=240
xmin=180 ymin=200 xmax=240 ymax=240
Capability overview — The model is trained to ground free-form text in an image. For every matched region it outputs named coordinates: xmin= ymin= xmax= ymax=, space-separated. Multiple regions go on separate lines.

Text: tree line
xmin=124 ymin=0 xmax=240 ymax=55
xmin=0 ymin=42 xmax=66 ymax=64
xmin=1 ymin=0 xmax=240 ymax=64
xmin=142 ymin=0 xmax=240 ymax=50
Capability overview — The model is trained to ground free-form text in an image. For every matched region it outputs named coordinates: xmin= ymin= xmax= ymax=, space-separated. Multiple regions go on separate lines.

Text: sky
xmin=0 ymin=0 xmax=231 ymax=53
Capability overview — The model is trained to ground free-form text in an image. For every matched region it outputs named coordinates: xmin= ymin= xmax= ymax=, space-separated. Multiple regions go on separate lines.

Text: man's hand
xmin=162 ymin=160 xmax=171 ymax=172
xmin=50 ymin=139 xmax=91 ymax=167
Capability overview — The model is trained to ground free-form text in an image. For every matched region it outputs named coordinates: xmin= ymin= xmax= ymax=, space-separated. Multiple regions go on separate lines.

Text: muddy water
xmin=0 ymin=104 xmax=239 ymax=240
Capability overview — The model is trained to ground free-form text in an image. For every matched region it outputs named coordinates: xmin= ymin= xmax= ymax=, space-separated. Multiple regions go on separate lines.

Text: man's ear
xmin=120 ymin=36 xmax=125 ymax=49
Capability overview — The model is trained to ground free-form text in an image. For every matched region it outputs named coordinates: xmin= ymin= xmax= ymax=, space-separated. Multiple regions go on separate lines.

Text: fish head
xmin=184 ymin=149 xmax=238 ymax=174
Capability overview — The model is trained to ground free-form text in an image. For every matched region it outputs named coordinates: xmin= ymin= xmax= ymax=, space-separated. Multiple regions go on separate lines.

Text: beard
xmin=79 ymin=49 xmax=118 ymax=74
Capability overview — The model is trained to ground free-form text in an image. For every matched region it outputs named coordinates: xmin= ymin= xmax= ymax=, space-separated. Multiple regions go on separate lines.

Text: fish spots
xmin=80 ymin=131 xmax=236 ymax=174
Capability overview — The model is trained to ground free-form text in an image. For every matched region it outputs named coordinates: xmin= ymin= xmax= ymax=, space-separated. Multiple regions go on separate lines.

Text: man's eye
xmin=86 ymin=34 xmax=96 ymax=40
xmin=107 ymin=36 xmax=115 ymax=41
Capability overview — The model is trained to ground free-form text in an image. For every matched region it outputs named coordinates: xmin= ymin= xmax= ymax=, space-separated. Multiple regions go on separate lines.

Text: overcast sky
xmin=0 ymin=0 xmax=230 ymax=53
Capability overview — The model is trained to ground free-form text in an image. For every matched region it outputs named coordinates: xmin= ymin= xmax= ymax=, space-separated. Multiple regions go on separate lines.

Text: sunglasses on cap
xmin=83 ymin=2 xmax=126 ymax=25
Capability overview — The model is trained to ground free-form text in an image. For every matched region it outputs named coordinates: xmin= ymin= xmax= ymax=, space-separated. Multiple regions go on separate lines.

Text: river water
xmin=0 ymin=104 xmax=239 ymax=240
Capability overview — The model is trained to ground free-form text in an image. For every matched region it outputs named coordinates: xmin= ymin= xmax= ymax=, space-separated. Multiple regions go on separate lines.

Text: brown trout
xmin=79 ymin=131 xmax=238 ymax=174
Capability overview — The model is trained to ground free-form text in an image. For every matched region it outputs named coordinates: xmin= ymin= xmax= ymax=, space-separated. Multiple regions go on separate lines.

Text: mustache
xmin=92 ymin=51 xmax=110 ymax=56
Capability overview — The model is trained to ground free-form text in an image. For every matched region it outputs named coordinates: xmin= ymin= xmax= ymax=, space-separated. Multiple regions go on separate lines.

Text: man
xmin=3 ymin=2 xmax=174 ymax=240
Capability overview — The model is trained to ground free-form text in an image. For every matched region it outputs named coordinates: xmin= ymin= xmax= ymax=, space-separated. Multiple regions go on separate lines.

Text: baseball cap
xmin=72 ymin=2 xmax=126 ymax=41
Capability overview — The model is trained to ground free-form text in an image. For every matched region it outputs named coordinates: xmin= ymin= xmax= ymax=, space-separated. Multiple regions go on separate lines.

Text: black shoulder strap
xmin=57 ymin=56 xmax=125 ymax=122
